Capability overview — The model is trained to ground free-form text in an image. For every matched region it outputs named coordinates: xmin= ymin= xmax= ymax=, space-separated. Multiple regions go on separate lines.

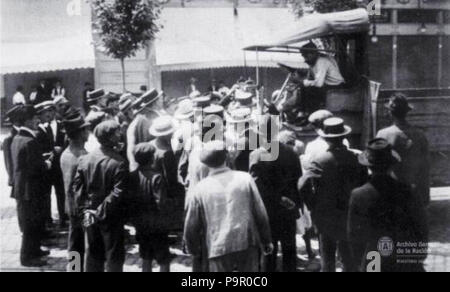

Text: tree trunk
xmin=120 ymin=58 xmax=126 ymax=92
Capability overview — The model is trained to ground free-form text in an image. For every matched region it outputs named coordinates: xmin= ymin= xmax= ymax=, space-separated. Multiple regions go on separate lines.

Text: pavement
xmin=0 ymin=131 xmax=449 ymax=272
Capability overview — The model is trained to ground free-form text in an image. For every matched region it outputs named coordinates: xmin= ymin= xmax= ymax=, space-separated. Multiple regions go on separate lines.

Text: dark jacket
xmin=149 ymin=139 xmax=186 ymax=230
xmin=298 ymin=145 xmax=368 ymax=240
xmin=249 ymin=142 xmax=302 ymax=230
xmin=73 ymin=147 xmax=129 ymax=223
xmin=348 ymin=175 xmax=429 ymax=272
xmin=3 ymin=127 xmax=18 ymax=189
xmin=11 ymin=129 xmax=50 ymax=201
xmin=128 ymin=168 xmax=174 ymax=232
xmin=377 ymin=123 xmax=430 ymax=205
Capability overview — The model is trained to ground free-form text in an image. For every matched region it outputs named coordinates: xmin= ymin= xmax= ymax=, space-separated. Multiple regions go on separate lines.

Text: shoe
xmin=21 ymin=258 xmax=47 ymax=267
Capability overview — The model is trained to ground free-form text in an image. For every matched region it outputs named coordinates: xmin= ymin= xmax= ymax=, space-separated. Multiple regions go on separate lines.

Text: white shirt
xmin=50 ymin=120 xmax=58 ymax=142
xmin=303 ymin=56 xmax=345 ymax=88
xmin=13 ymin=92 xmax=26 ymax=105
xmin=20 ymin=126 xmax=36 ymax=138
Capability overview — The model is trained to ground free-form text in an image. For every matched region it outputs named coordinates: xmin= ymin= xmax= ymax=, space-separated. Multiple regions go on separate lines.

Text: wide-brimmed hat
xmin=174 ymin=99 xmax=194 ymax=120
xmin=308 ymin=110 xmax=334 ymax=128
xmin=227 ymin=108 xmax=253 ymax=124
xmin=200 ymin=140 xmax=227 ymax=168
xmin=149 ymin=116 xmax=175 ymax=137
xmin=385 ymin=94 xmax=413 ymax=114
xmin=63 ymin=115 xmax=90 ymax=134
xmin=317 ymin=117 xmax=352 ymax=138
xmin=35 ymin=101 xmax=55 ymax=114
xmin=358 ymin=138 xmax=401 ymax=167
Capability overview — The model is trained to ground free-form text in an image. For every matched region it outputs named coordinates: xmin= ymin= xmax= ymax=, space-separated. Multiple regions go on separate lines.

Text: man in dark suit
xmin=11 ymin=105 xmax=52 ymax=267
xmin=298 ymin=118 xmax=368 ymax=272
xmin=249 ymin=114 xmax=302 ymax=272
xmin=35 ymin=101 xmax=69 ymax=227
xmin=35 ymin=80 xmax=51 ymax=105
xmin=73 ymin=120 xmax=128 ymax=272
xmin=377 ymin=94 xmax=431 ymax=206
xmin=348 ymin=138 xmax=428 ymax=272
xmin=3 ymin=105 xmax=24 ymax=200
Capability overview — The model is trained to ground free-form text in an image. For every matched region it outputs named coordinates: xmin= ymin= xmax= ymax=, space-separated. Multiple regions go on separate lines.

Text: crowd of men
xmin=3 ymin=78 xmax=430 ymax=272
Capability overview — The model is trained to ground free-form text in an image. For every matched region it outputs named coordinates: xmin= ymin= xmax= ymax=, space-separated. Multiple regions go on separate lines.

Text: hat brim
xmin=358 ymin=149 xmax=401 ymax=167
xmin=149 ymin=127 xmax=174 ymax=137
xmin=317 ymin=125 xmax=352 ymax=138
xmin=174 ymin=111 xmax=194 ymax=120
xmin=227 ymin=115 xmax=254 ymax=124
xmin=135 ymin=95 xmax=161 ymax=115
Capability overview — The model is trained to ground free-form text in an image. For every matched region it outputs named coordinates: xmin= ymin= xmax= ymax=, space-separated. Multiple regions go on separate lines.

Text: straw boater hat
xmin=358 ymin=138 xmax=401 ymax=167
xmin=149 ymin=116 xmax=175 ymax=137
xmin=86 ymin=89 xmax=107 ymax=104
xmin=235 ymin=90 xmax=256 ymax=107
xmin=133 ymin=89 xmax=162 ymax=114
xmin=119 ymin=96 xmax=133 ymax=113
xmin=35 ymin=101 xmax=55 ymax=114
xmin=317 ymin=117 xmax=352 ymax=138
xmin=308 ymin=110 xmax=334 ymax=129
xmin=227 ymin=108 xmax=253 ymax=124
xmin=174 ymin=99 xmax=194 ymax=120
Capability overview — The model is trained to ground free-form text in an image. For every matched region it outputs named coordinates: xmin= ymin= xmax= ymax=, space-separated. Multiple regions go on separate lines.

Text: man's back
xmin=11 ymin=130 xmax=49 ymax=201
xmin=349 ymin=175 xmax=428 ymax=272
xmin=249 ymin=142 xmax=302 ymax=220
xmin=74 ymin=147 xmax=128 ymax=222
xmin=377 ymin=124 xmax=430 ymax=204
xmin=305 ymin=146 xmax=367 ymax=240
xmin=185 ymin=168 xmax=271 ymax=259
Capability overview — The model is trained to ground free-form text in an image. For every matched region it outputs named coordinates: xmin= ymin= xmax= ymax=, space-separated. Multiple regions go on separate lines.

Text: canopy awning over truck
xmin=244 ymin=8 xmax=370 ymax=53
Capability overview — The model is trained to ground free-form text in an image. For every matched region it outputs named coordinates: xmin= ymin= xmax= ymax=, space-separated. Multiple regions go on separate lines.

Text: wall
xmin=3 ymin=69 xmax=94 ymax=110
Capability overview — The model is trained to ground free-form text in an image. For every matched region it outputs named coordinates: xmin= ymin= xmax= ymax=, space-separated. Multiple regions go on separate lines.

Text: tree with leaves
xmin=92 ymin=0 xmax=161 ymax=91
xmin=292 ymin=0 xmax=361 ymax=18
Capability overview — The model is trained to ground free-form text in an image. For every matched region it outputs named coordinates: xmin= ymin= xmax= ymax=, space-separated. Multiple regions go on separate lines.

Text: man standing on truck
xmin=299 ymin=41 xmax=346 ymax=114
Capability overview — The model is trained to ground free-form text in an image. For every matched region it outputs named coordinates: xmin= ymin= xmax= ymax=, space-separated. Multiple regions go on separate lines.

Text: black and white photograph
xmin=0 ymin=0 xmax=449 ymax=275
